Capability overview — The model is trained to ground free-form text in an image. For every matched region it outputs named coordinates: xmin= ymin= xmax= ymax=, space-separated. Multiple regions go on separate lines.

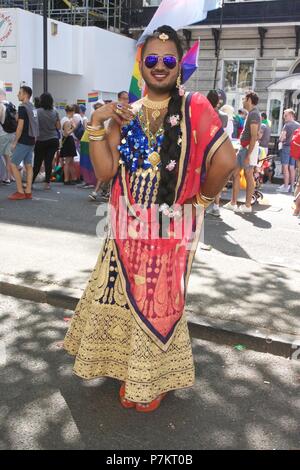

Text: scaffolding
xmin=0 ymin=1 xmax=140 ymax=32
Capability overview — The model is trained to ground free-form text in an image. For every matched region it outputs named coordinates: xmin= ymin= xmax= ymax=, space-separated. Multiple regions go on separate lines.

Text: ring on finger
xmin=115 ymin=108 xmax=123 ymax=116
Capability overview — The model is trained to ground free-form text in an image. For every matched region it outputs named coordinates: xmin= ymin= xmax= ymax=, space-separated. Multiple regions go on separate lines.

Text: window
xmin=223 ymin=60 xmax=254 ymax=92
xmin=269 ymin=99 xmax=281 ymax=135
xmin=223 ymin=60 xmax=255 ymax=110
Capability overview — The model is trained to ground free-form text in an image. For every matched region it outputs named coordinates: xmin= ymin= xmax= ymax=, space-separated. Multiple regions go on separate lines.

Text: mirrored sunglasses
xmin=144 ymin=55 xmax=178 ymax=70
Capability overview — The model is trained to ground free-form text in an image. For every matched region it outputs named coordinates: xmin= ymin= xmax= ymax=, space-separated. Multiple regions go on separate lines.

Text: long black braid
xmin=141 ymin=26 xmax=184 ymax=208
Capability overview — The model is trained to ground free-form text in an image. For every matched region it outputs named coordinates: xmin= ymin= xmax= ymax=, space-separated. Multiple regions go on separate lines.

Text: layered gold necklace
xmin=142 ymin=95 xmax=171 ymax=121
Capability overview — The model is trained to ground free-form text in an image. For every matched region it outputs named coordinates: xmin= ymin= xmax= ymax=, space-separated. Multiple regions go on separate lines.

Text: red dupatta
xmin=109 ymin=93 xmax=227 ymax=351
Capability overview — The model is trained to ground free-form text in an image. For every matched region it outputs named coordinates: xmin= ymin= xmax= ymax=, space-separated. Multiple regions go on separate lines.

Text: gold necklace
xmin=143 ymin=95 xmax=170 ymax=121
xmin=144 ymin=107 xmax=162 ymax=169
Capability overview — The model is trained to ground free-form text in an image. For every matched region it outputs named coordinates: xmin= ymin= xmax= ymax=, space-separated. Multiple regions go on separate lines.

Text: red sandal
xmin=119 ymin=383 xmax=135 ymax=409
xmin=135 ymin=393 xmax=167 ymax=413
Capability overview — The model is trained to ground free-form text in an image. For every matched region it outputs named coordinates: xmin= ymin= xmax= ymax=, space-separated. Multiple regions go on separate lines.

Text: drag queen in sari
xmin=64 ymin=26 xmax=236 ymax=412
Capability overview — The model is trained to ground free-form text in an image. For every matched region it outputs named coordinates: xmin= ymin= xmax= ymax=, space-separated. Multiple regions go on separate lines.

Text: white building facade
xmin=0 ymin=7 xmax=136 ymax=114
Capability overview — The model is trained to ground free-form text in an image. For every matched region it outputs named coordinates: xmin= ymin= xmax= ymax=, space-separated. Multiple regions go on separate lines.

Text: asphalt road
xmin=0 ymin=294 xmax=299 ymax=450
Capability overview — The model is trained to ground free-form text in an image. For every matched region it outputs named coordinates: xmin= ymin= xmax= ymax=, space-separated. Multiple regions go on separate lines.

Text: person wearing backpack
xmin=8 ymin=85 xmax=39 ymax=200
xmin=0 ymin=88 xmax=17 ymax=184
xmin=277 ymin=108 xmax=300 ymax=193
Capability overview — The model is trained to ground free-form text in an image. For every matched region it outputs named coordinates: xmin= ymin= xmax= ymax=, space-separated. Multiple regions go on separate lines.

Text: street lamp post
xmin=43 ymin=0 xmax=48 ymax=93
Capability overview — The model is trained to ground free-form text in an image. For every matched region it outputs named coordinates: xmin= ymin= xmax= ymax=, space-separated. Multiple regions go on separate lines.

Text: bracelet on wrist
xmin=193 ymin=193 xmax=214 ymax=209
xmin=89 ymin=134 xmax=106 ymax=142
xmin=86 ymin=123 xmax=104 ymax=131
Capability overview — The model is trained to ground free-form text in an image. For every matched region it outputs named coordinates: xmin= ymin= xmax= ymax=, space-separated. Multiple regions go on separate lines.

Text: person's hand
xmin=11 ymin=141 xmax=17 ymax=152
xmin=244 ymin=155 xmax=250 ymax=167
xmin=91 ymin=102 xmax=134 ymax=127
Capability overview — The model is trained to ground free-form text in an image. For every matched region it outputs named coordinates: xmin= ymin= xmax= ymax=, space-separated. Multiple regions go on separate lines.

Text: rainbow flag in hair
xmin=181 ymin=40 xmax=200 ymax=84
xmin=80 ymin=130 xmax=96 ymax=186
xmin=4 ymin=82 xmax=12 ymax=92
xmin=88 ymin=92 xmax=98 ymax=103
xmin=77 ymin=99 xmax=86 ymax=106
xmin=129 ymin=46 xmax=143 ymax=103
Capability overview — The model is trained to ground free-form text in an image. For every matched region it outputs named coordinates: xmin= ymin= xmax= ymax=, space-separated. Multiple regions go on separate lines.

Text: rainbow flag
xmin=80 ymin=130 xmax=96 ymax=186
xmin=181 ymin=40 xmax=200 ymax=84
xmin=88 ymin=92 xmax=98 ymax=103
xmin=4 ymin=82 xmax=12 ymax=92
xmin=77 ymin=99 xmax=86 ymax=106
xmin=128 ymin=46 xmax=143 ymax=103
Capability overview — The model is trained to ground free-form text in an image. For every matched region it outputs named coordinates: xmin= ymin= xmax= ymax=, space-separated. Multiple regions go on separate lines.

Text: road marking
xmin=33 ymin=197 xmax=59 ymax=202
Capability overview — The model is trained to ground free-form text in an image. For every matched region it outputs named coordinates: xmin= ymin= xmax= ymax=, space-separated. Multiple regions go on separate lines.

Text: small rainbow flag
xmin=129 ymin=46 xmax=144 ymax=103
xmin=4 ymin=82 xmax=12 ymax=92
xmin=80 ymin=130 xmax=96 ymax=186
xmin=88 ymin=92 xmax=98 ymax=103
xmin=77 ymin=99 xmax=86 ymax=106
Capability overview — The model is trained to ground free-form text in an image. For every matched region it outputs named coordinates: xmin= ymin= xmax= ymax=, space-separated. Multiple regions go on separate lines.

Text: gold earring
xmin=176 ymin=74 xmax=185 ymax=96
xmin=138 ymin=77 xmax=144 ymax=91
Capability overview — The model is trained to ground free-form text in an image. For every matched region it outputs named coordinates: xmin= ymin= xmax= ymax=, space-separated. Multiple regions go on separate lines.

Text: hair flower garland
xmin=158 ymin=203 xmax=181 ymax=219
xmin=169 ymin=114 xmax=180 ymax=127
xmin=165 ymin=160 xmax=176 ymax=171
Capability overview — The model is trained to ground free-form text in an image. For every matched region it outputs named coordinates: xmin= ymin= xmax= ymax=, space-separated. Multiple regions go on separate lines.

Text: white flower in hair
xmin=166 ymin=160 xmax=176 ymax=171
xmin=169 ymin=114 xmax=180 ymax=127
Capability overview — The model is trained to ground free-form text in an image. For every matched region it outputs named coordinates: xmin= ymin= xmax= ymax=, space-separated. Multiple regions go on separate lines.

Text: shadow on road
xmin=188 ymin=260 xmax=300 ymax=337
xmin=0 ymin=296 xmax=299 ymax=450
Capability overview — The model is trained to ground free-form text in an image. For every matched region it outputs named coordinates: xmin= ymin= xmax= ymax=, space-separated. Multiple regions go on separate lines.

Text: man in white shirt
xmin=0 ymin=88 xmax=15 ymax=184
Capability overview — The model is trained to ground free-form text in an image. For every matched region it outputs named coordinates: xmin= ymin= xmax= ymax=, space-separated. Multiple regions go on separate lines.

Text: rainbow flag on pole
xmin=77 ymin=99 xmax=86 ymax=106
xmin=88 ymin=91 xmax=98 ymax=103
xmin=4 ymin=82 xmax=12 ymax=92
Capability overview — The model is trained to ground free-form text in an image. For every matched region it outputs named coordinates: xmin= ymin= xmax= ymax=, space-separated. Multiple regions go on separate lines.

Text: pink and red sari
xmin=109 ymin=93 xmax=227 ymax=351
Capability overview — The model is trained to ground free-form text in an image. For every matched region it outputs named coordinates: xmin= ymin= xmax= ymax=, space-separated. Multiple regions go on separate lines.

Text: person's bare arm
xmin=11 ymin=119 xmax=24 ymax=150
xmin=62 ymin=121 xmax=74 ymax=137
xmin=0 ymin=103 xmax=5 ymax=124
xmin=89 ymin=102 xmax=134 ymax=182
xmin=201 ymin=138 xmax=237 ymax=198
xmin=279 ymin=129 xmax=287 ymax=143
xmin=244 ymin=122 xmax=259 ymax=165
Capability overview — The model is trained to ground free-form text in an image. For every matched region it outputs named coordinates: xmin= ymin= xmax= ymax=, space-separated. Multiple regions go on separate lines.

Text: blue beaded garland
xmin=118 ymin=117 xmax=164 ymax=172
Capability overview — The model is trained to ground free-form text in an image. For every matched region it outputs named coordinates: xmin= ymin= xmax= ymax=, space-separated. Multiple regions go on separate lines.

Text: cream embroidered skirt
xmin=64 ymin=238 xmax=195 ymax=403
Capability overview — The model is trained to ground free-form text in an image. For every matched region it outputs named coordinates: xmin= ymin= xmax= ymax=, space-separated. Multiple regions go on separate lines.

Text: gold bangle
xmin=193 ymin=193 xmax=213 ymax=209
xmin=87 ymin=128 xmax=106 ymax=135
xmin=87 ymin=130 xmax=106 ymax=140
xmin=86 ymin=124 xmax=104 ymax=131
xmin=199 ymin=192 xmax=215 ymax=202
xmin=89 ymin=135 xmax=106 ymax=141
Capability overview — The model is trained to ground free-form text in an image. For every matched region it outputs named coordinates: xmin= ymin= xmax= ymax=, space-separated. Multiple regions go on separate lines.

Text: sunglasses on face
xmin=144 ymin=55 xmax=178 ymax=70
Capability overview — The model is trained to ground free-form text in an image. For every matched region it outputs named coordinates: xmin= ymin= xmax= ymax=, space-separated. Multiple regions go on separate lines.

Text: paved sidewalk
xmin=0 ymin=182 xmax=299 ymax=356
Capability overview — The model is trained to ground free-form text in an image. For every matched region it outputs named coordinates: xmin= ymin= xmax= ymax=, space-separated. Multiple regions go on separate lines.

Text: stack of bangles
xmin=193 ymin=193 xmax=215 ymax=209
xmin=86 ymin=124 xmax=106 ymax=141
